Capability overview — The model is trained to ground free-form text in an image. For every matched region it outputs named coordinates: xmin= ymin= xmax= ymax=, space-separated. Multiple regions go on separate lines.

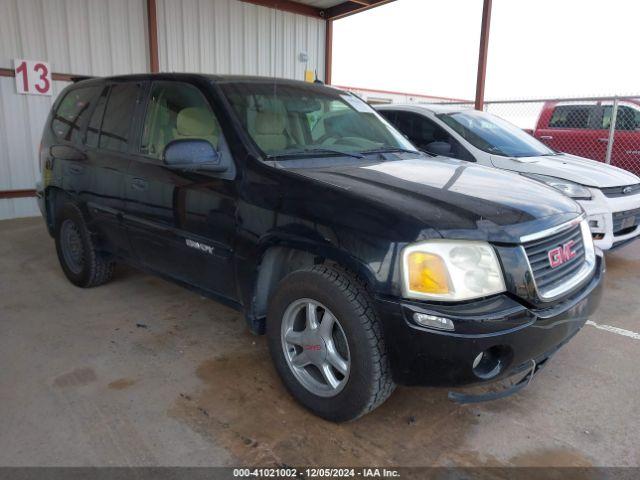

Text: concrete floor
xmin=0 ymin=216 xmax=639 ymax=467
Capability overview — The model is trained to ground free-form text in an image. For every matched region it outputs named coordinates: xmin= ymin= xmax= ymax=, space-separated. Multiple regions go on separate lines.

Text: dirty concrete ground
xmin=0 ymin=217 xmax=638 ymax=467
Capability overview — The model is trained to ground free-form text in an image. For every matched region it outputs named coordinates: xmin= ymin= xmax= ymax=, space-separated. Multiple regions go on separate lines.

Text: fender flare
xmin=244 ymin=233 xmax=378 ymax=334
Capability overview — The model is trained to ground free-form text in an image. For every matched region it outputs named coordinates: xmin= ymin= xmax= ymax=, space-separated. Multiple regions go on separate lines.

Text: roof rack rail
xmin=70 ymin=75 xmax=94 ymax=83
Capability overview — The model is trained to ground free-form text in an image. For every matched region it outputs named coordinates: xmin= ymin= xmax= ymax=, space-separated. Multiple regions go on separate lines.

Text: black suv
xmin=37 ymin=74 xmax=603 ymax=421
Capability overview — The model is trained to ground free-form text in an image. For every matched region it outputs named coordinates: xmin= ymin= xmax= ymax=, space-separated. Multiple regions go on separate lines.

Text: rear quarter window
xmin=51 ymin=86 xmax=100 ymax=144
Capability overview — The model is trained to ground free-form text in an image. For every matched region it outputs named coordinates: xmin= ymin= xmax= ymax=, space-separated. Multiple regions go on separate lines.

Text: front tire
xmin=54 ymin=202 xmax=114 ymax=288
xmin=267 ymin=265 xmax=395 ymax=422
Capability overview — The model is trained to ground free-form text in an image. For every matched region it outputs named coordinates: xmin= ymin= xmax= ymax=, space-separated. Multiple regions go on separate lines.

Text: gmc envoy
xmin=37 ymin=74 xmax=603 ymax=421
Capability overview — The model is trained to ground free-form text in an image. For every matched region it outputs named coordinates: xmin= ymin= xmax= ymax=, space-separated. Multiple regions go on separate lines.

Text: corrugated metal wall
xmin=0 ymin=0 xmax=149 ymax=76
xmin=157 ymin=0 xmax=325 ymax=81
xmin=0 ymin=0 xmax=326 ymax=220
xmin=0 ymin=0 xmax=149 ymax=220
xmin=0 ymin=78 xmax=68 ymax=219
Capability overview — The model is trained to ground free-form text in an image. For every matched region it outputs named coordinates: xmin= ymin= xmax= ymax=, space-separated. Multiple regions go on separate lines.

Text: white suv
xmin=377 ymin=104 xmax=640 ymax=251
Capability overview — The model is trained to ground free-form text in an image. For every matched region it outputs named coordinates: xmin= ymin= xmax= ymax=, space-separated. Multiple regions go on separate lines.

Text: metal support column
xmin=147 ymin=0 xmax=159 ymax=73
xmin=325 ymin=19 xmax=333 ymax=85
xmin=605 ymin=98 xmax=619 ymax=165
xmin=474 ymin=0 xmax=492 ymax=111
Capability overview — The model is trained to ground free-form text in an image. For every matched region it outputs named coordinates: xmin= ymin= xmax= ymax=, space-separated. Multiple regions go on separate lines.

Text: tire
xmin=267 ymin=264 xmax=395 ymax=422
xmin=54 ymin=202 xmax=114 ymax=288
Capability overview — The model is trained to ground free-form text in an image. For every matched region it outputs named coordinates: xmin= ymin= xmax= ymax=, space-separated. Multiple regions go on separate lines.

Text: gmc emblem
xmin=548 ymin=240 xmax=576 ymax=268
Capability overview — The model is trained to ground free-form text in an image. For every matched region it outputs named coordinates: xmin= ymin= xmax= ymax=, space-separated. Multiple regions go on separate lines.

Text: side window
xmin=394 ymin=111 xmax=474 ymax=161
xmin=416 ymin=116 xmax=474 ymax=162
xmin=446 ymin=137 xmax=475 ymax=162
xmin=548 ymin=105 xmax=593 ymax=129
xmin=99 ymin=83 xmax=141 ymax=152
xmin=86 ymin=87 xmax=109 ymax=148
xmin=140 ymin=82 xmax=222 ymax=159
xmin=602 ymin=105 xmax=640 ymax=131
xmin=393 ymin=111 xmax=419 ymax=142
xmin=393 ymin=111 xmax=441 ymax=147
xmin=378 ymin=110 xmax=397 ymax=124
xmin=416 ymin=115 xmax=446 ymax=147
xmin=51 ymin=86 xmax=100 ymax=144
xmin=616 ymin=106 xmax=640 ymax=131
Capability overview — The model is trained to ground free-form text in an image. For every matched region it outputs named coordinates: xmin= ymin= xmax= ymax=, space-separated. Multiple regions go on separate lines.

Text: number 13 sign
xmin=14 ymin=59 xmax=52 ymax=96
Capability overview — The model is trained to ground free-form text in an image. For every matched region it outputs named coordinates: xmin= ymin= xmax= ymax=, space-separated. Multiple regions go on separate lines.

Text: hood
xmin=491 ymin=153 xmax=640 ymax=188
xmin=288 ymin=156 xmax=582 ymax=243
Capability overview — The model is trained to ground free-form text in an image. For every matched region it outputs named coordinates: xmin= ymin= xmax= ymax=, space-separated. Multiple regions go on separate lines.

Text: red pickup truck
xmin=532 ymin=100 xmax=640 ymax=175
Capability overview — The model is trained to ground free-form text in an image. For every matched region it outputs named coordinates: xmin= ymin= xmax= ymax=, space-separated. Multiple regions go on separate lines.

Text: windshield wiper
xmin=360 ymin=146 xmax=422 ymax=155
xmin=269 ymin=148 xmax=364 ymax=159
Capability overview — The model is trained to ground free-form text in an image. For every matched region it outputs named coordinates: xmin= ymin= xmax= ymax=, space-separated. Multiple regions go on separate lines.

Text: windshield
xmin=219 ymin=81 xmax=416 ymax=158
xmin=438 ymin=110 xmax=556 ymax=158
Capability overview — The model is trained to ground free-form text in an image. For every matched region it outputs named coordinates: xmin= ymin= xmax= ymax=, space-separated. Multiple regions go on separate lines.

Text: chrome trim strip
xmin=521 ymin=219 xmax=596 ymax=302
xmin=519 ymin=215 xmax=585 ymax=244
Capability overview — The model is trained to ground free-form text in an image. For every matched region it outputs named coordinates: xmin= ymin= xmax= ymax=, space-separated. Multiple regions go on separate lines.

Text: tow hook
xmin=448 ymin=358 xmax=540 ymax=405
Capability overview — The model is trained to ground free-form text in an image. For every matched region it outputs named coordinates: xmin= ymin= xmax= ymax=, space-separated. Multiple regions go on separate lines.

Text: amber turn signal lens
xmin=407 ymin=252 xmax=451 ymax=294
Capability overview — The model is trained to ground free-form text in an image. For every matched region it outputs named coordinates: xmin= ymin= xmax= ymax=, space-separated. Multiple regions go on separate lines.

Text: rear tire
xmin=54 ymin=202 xmax=114 ymax=288
xmin=267 ymin=264 xmax=395 ymax=422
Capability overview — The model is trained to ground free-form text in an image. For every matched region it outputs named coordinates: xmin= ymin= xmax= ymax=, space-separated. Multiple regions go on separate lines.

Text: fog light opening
xmin=413 ymin=313 xmax=454 ymax=331
xmin=472 ymin=345 xmax=513 ymax=380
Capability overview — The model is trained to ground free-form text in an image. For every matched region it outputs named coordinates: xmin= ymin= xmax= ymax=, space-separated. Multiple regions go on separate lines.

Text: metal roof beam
xmin=238 ymin=0 xmax=323 ymax=18
xmin=324 ymin=0 xmax=396 ymax=20
xmin=237 ymin=0 xmax=395 ymax=20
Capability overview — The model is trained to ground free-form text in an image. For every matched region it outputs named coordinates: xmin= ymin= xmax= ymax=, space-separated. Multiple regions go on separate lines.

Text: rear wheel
xmin=267 ymin=264 xmax=395 ymax=422
xmin=54 ymin=203 xmax=114 ymax=288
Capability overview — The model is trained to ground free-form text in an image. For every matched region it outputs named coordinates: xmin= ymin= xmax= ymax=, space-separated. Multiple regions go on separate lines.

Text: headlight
xmin=401 ymin=241 xmax=506 ymax=301
xmin=523 ymin=173 xmax=592 ymax=200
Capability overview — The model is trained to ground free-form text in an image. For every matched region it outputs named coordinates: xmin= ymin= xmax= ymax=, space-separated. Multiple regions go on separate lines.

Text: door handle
xmin=130 ymin=177 xmax=148 ymax=191
xmin=597 ymin=138 xmax=609 ymax=143
xmin=539 ymin=135 xmax=554 ymax=140
xmin=68 ymin=164 xmax=85 ymax=175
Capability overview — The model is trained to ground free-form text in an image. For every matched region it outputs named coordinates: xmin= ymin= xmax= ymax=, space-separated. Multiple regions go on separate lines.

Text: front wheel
xmin=267 ymin=265 xmax=395 ymax=422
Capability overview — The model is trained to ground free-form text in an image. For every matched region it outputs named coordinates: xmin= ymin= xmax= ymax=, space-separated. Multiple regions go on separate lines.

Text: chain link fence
xmin=428 ymin=96 xmax=640 ymax=176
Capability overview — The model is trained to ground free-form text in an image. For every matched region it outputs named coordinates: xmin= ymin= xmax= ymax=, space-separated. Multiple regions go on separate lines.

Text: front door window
xmin=140 ymin=82 xmax=223 ymax=159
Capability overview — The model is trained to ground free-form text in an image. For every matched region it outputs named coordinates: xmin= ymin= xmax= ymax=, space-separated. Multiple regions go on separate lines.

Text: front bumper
xmin=375 ymin=254 xmax=604 ymax=387
xmin=579 ymin=189 xmax=640 ymax=250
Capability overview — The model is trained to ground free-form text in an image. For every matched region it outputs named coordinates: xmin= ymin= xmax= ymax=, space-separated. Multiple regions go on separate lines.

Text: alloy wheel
xmin=280 ymin=298 xmax=351 ymax=397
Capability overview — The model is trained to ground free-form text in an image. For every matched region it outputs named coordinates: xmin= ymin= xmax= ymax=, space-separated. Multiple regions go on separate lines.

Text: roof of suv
xmin=376 ymin=103 xmax=470 ymax=114
xmin=70 ymin=73 xmax=342 ymax=92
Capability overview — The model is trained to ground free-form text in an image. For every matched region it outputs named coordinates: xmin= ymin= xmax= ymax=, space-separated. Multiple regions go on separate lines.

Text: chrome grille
xmin=523 ymin=223 xmax=585 ymax=295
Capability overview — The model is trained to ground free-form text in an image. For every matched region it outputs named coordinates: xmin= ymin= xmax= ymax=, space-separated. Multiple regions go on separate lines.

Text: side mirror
xmin=425 ymin=141 xmax=452 ymax=156
xmin=163 ymin=139 xmax=226 ymax=172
